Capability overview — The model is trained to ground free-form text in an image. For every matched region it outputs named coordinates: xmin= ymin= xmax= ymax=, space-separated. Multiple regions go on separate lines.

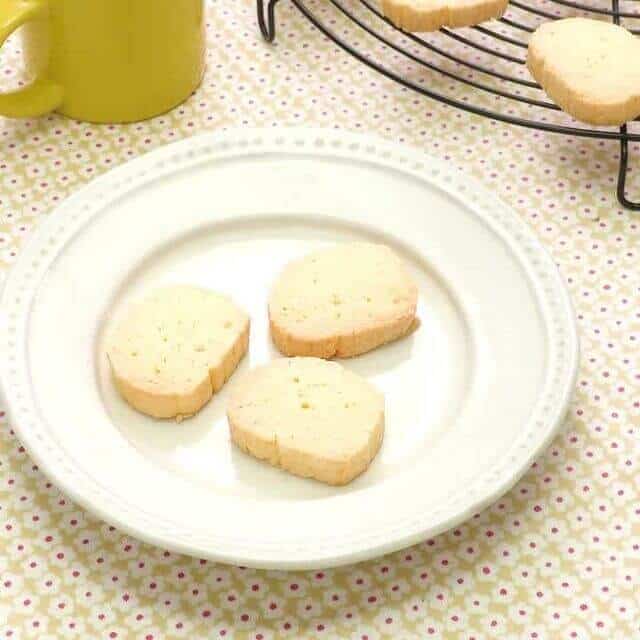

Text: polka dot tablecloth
xmin=1 ymin=1 xmax=638 ymax=638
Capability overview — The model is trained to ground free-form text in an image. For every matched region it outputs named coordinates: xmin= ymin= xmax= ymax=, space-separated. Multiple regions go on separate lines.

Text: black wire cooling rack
xmin=257 ymin=0 xmax=640 ymax=210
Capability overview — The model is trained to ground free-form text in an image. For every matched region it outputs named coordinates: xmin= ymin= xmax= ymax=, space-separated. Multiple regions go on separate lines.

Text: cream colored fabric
xmin=0 ymin=1 xmax=637 ymax=637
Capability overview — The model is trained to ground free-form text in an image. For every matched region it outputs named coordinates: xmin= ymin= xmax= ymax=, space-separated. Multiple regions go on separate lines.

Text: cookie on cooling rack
xmin=527 ymin=18 xmax=640 ymax=126
xmin=381 ymin=0 xmax=508 ymax=32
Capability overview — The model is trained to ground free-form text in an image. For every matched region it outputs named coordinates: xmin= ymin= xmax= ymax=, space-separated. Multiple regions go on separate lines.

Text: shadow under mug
xmin=0 ymin=0 xmax=205 ymax=123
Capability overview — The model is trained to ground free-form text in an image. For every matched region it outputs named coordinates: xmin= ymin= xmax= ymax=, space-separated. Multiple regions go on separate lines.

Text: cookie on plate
xmin=527 ymin=18 xmax=640 ymax=125
xmin=381 ymin=0 xmax=509 ymax=32
xmin=227 ymin=357 xmax=384 ymax=485
xmin=269 ymin=242 xmax=418 ymax=359
xmin=107 ymin=286 xmax=249 ymax=420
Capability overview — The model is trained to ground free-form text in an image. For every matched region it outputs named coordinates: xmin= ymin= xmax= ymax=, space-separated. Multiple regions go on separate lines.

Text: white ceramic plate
xmin=0 ymin=129 xmax=578 ymax=569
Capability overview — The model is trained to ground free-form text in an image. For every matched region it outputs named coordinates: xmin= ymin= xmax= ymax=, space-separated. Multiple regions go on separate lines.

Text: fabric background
xmin=0 ymin=1 xmax=638 ymax=638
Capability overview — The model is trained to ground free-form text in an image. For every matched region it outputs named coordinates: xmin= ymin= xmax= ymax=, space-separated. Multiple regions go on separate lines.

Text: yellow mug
xmin=0 ymin=0 xmax=205 ymax=123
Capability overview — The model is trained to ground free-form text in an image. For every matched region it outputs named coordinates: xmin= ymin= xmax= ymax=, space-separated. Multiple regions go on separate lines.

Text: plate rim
xmin=0 ymin=128 xmax=579 ymax=569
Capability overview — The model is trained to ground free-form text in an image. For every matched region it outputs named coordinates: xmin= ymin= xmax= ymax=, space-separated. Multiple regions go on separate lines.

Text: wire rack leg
xmin=611 ymin=0 xmax=640 ymax=210
xmin=617 ymin=126 xmax=640 ymax=210
xmin=258 ymin=0 xmax=281 ymax=42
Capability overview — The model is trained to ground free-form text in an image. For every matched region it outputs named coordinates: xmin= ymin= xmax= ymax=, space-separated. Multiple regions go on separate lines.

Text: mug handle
xmin=0 ymin=0 xmax=63 ymax=117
